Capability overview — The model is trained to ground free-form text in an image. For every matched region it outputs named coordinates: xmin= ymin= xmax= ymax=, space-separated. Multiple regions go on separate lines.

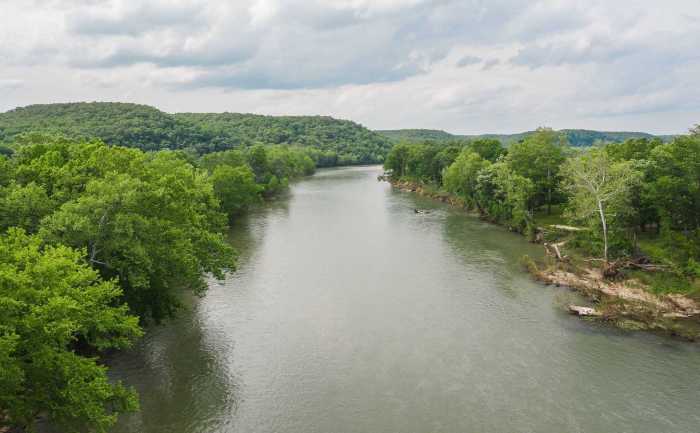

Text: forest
xmin=384 ymin=127 xmax=700 ymax=296
xmin=0 ymin=133 xmax=315 ymax=432
xmin=0 ymin=103 xmax=391 ymax=165
xmin=378 ymin=128 xmax=674 ymax=147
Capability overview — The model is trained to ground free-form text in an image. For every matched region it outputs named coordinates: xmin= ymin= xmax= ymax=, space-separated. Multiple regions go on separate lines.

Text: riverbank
xmin=386 ymin=176 xmax=700 ymax=340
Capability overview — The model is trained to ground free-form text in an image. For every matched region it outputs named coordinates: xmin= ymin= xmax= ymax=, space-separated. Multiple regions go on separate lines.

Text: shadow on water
xmin=106 ymin=302 xmax=239 ymax=433
xmin=106 ymin=198 xmax=281 ymax=433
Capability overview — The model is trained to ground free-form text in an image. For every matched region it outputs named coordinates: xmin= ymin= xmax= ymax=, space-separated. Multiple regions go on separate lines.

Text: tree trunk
xmin=546 ymin=167 xmax=552 ymax=215
xmin=597 ymin=198 xmax=608 ymax=263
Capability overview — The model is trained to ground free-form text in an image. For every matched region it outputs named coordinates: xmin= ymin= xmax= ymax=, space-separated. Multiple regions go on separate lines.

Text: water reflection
xmin=108 ymin=304 xmax=239 ymax=433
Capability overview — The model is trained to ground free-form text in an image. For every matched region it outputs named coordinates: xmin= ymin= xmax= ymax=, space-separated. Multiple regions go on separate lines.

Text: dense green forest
xmin=174 ymin=112 xmax=390 ymax=164
xmin=0 ymin=103 xmax=391 ymax=165
xmin=378 ymin=128 xmax=673 ymax=147
xmin=0 ymin=132 xmax=315 ymax=432
xmin=385 ymin=127 xmax=700 ymax=294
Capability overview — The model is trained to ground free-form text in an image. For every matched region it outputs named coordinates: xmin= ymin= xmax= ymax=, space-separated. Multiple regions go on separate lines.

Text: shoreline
xmin=385 ymin=176 xmax=700 ymax=340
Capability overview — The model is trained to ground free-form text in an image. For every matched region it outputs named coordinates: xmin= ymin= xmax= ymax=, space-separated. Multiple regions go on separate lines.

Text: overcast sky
xmin=1 ymin=0 xmax=698 ymax=134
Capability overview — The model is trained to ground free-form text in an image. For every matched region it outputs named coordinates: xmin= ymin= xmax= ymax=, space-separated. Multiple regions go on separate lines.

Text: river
xmin=109 ymin=165 xmax=700 ymax=433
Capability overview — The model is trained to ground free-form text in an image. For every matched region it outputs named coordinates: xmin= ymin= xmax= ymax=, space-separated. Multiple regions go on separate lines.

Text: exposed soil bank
xmin=386 ymin=176 xmax=700 ymax=340
xmin=530 ymin=261 xmax=700 ymax=340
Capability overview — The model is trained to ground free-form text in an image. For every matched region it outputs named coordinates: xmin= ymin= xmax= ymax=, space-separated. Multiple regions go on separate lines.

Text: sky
xmin=1 ymin=0 xmax=699 ymax=135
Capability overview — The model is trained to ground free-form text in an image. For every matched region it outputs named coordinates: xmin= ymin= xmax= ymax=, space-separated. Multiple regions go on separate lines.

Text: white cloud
xmin=0 ymin=0 xmax=698 ymax=134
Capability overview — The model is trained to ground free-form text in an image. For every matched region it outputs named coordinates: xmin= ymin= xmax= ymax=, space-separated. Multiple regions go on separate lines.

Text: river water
xmin=110 ymin=165 xmax=700 ymax=433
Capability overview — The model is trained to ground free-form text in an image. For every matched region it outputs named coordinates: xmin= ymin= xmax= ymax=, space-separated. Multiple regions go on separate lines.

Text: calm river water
xmin=109 ymin=165 xmax=700 ymax=433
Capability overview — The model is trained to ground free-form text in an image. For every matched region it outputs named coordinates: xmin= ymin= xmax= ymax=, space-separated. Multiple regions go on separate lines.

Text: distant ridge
xmin=0 ymin=102 xmax=391 ymax=164
xmin=376 ymin=128 xmax=675 ymax=147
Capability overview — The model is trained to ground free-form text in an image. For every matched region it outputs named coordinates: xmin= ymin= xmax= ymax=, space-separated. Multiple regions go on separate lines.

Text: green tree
xmin=0 ymin=182 xmax=55 ymax=232
xmin=443 ymin=150 xmax=490 ymax=206
xmin=9 ymin=139 xmax=235 ymax=322
xmin=384 ymin=142 xmax=411 ymax=178
xmin=562 ymin=149 xmax=641 ymax=262
xmin=474 ymin=162 xmax=534 ymax=232
xmin=647 ymin=135 xmax=700 ymax=232
xmin=39 ymin=153 xmax=234 ymax=322
xmin=506 ymin=128 xmax=567 ymax=213
xmin=211 ymin=165 xmax=261 ymax=217
xmin=0 ymin=228 xmax=141 ymax=433
xmin=467 ymin=138 xmax=505 ymax=162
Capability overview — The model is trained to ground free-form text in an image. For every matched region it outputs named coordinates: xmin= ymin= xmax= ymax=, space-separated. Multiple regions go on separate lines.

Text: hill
xmin=376 ymin=129 xmax=456 ymax=142
xmin=0 ymin=102 xmax=391 ymax=164
xmin=0 ymin=102 xmax=203 ymax=151
xmin=377 ymin=128 xmax=667 ymax=147
xmin=174 ymin=112 xmax=390 ymax=164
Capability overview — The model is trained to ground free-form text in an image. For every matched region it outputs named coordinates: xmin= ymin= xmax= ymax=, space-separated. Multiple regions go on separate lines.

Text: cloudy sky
xmin=1 ymin=0 xmax=698 ymax=134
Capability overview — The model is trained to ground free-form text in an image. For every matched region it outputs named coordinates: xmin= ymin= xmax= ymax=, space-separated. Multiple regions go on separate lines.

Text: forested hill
xmin=173 ymin=112 xmax=390 ymax=164
xmin=377 ymin=128 xmax=669 ymax=147
xmin=0 ymin=102 xmax=391 ymax=164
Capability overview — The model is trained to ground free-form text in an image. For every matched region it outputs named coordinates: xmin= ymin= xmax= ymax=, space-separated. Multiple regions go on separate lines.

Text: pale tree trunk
xmin=596 ymin=198 xmax=608 ymax=263
xmin=547 ymin=166 xmax=552 ymax=215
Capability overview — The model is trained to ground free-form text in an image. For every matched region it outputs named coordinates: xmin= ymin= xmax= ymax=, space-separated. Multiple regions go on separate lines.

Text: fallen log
xmin=568 ymin=305 xmax=602 ymax=317
xmin=544 ymin=241 xmax=568 ymax=262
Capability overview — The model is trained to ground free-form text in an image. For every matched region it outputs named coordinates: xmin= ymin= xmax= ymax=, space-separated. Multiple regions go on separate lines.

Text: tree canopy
xmin=0 ymin=103 xmax=392 ymax=165
xmin=0 ymin=228 xmax=141 ymax=432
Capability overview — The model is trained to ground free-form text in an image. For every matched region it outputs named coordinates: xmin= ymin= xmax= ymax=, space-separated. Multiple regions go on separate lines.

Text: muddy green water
xmin=109 ymin=166 xmax=700 ymax=433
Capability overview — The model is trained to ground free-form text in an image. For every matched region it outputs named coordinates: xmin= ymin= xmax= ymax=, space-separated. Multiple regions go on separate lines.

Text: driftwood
xmin=568 ymin=305 xmax=602 ymax=317
xmin=582 ymin=257 xmax=669 ymax=278
xmin=544 ymin=241 xmax=568 ymax=262
xmin=548 ymin=224 xmax=587 ymax=232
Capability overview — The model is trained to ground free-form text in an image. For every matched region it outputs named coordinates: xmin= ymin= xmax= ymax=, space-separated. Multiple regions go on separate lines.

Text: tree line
xmin=0 ymin=102 xmax=392 ymax=165
xmin=385 ymin=127 xmax=700 ymax=288
xmin=0 ymin=134 xmax=315 ymax=432
xmin=377 ymin=127 xmax=673 ymax=147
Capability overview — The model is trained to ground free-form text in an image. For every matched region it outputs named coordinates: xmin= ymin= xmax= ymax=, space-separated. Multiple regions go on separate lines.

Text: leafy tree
xmin=467 ymin=138 xmax=505 ymax=162
xmin=199 ymin=149 xmax=247 ymax=172
xmin=433 ymin=145 xmax=462 ymax=183
xmin=443 ymin=150 xmax=490 ymax=206
xmin=0 ymin=154 xmax=12 ymax=186
xmin=605 ymin=137 xmax=662 ymax=162
xmin=605 ymin=138 xmax=662 ymax=232
xmin=647 ymin=135 xmax=700 ymax=232
xmin=562 ymin=149 xmax=641 ymax=262
xmin=474 ymin=162 xmax=534 ymax=232
xmin=211 ymin=165 xmax=261 ymax=217
xmin=384 ymin=142 xmax=411 ymax=177
xmin=38 ymin=152 xmax=234 ymax=322
xmin=506 ymin=128 xmax=567 ymax=213
xmin=0 ymin=228 xmax=141 ymax=433
xmin=247 ymin=144 xmax=270 ymax=183
xmin=0 ymin=181 xmax=55 ymax=232
xmin=6 ymin=137 xmax=235 ymax=322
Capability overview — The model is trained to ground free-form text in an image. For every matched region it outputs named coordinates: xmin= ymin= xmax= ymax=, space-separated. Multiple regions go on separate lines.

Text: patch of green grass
xmin=626 ymin=269 xmax=699 ymax=296
xmin=533 ymin=204 xmax=567 ymax=226
xmin=630 ymin=233 xmax=700 ymax=296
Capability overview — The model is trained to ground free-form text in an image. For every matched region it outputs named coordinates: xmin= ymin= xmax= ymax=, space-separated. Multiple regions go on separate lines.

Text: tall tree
xmin=443 ymin=149 xmax=491 ymax=207
xmin=506 ymin=128 xmax=567 ymax=213
xmin=467 ymin=138 xmax=505 ymax=162
xmin=0 ymin=228 xmax=141 ymax=433
xmin=562 ymin=149 xmax=641 ymax=262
